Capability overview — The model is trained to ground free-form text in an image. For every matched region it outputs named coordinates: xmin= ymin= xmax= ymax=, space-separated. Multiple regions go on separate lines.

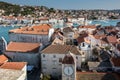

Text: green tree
xmin=92 ymin=48 xmax=99 ymax=56
xmin=105 ymin=46 xmax=111 ymax=50
xmin=90 ymin=15 xmax=97 ymax=20
xmin=41 ymin=75 xmax=51 ymax=80
xmin=48 ymin=8 xmax=55 ymax=13
xmin=109 ymin=15 xmax=117 ymax=19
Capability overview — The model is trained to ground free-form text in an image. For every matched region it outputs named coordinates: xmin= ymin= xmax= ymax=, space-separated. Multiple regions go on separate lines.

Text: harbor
xmin=0 ymin=19 xmax=120 ymax=42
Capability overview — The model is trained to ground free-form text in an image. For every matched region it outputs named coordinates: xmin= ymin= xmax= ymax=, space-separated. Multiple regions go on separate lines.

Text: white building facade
xmin=41 ymin=45 xmax=82 ymax=78
xmin=9 ymin=24 xmax=54 ymax=46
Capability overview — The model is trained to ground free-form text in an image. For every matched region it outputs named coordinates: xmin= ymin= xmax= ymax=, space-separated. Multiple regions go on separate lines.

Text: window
xmin=59 ymin=58 xmax=62 ymax=62
xmin=76 ymin=56 xmax=78 ymax=59
xmin=42 ymin=67 xmax=47 ymax=73
xmin=43 ymin=67 xmax=47 ymax=69
xmin=42 ymin=60 xmax=46 ymax=64
xmin=59 ymin=63 xmax=62 ymax=65
xmin=69 ymin=35 xmax=72 ymax=38
xmin=42 ymin=63 xmax=46 ymax=66
xmin=82 ymin=43 xmax=85 ymax=47
xmin=82 ymin=52 xmax=84 ymax=55
xmin=52 ymin=72 xmax=57 ymax=76
xmin=52 ymin=67 xmax=56 ymax=69
xmin=88 ymin=45 xmax=91 ymax=48
xmin=42 ymin=59 xmax=46 ymax=62
xmin=53 ymin=60 xmax=57 ymax=65
xmin=53 ymin=55 xmax=56 ymax=58
xmin=43 ymin=54 xmax=45 ymax=58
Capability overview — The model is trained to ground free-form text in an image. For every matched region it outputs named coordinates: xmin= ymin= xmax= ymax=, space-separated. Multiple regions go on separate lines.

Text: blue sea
xmin=91 ymin=19 xmax=120 ymax=26
xmin=0 ymin=25 xmax=20 ymax=42
xmin=0 ymin=19 xmax=120 ymax=42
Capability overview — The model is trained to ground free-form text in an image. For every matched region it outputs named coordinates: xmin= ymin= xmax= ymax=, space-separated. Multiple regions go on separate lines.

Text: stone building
xmin=5 ymin=41 xmax=41 ymax=68
xmin=9 ymin=24 xmax=54 ymax=46
xmin=41 ymin=45 xmax=82 ymax=79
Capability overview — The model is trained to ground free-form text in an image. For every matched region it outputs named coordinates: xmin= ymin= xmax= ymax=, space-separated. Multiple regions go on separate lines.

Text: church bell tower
xmin=62 ymin=51 xmax=76 ymax=80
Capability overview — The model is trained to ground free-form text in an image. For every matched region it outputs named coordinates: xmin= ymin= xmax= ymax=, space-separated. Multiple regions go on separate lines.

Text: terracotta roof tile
xmin=79 ymin=25 xmax=96 ymax=29
xmin=33 ymin=24 xmax=51 ymax=31
xmin=94 ymin=34 xmax=106 ymax=39
xmin=111 ymin=57 xmax=120 ymax=67
xmin=77 ymin=34 xmax=88 ymax=43
xmin=17 ymin=16 xmax=24 ymax=20
xmin=0 ymin=55 xmax=8 ymax=66
xmin=9 ymin=24 xmax=52 ymax=35
xmin=51 ymin=38 xmax=64 ymax=45
xmin=76 ymin=72 xmax=118 ymax=80
xmin=107 ymin=36 xmax=117 ymax=44
xmin=6 ymin=16 xmax=15 ymax=20
xmin=77 ymin=37 xmax=84 ymax=43
xmin=0 ymin=62 xmax=27 ymax=70
xmin=39 ymin=18 xmax=49 ymax=20
xmin=6 ymin=42 xmax=40 ymax=53
xmin=41 ymin=45 xmax=81 ymax=55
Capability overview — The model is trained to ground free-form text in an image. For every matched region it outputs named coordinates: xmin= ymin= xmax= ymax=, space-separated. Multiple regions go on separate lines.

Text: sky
xmin=0 ymin=0 xmax=120 ymax=10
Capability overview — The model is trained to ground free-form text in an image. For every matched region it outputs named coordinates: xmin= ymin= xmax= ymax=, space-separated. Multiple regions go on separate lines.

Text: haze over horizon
xmin=0 ymin=0 xmax=120 ymax=10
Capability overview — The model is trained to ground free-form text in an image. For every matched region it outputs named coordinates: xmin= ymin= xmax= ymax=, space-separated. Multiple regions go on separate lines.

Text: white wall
xmin=79 ymin=42 xmax=92 ymax=61
xmin=17 ymin=71 xmax=27 ymax=80
xmin=5 ymin=52 xmax=40 ymax=68
xmin=22 ymin=65 xmax=27 ymax=80
xmin=9 ymin=33 xmax=49 ymax=46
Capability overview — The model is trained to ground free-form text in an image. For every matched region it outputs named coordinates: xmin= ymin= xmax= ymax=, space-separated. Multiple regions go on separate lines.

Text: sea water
xmin=91 ymin=19 xmax=120 ymax=26
xmin=0 ymin=25 xmax=20 ymax=42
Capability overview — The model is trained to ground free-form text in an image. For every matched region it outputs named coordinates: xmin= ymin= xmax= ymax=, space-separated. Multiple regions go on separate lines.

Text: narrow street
xmin=27 ymin=68 xmax=41 ymax=80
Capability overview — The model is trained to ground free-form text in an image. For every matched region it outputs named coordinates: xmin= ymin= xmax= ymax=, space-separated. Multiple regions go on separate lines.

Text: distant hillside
xmin=109 ymin=9 xmax=120 ymax=13
xmin=0 ymin=1 xmax=36 ymax=16
xmin=0 ymin=1 xmax=15 ymax=10
xmin=1 ymin=1 xmax=120 ymax=20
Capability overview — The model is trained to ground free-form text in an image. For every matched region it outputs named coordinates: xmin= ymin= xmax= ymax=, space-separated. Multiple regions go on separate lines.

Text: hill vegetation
xmin=0 ymin=1 xmax=35 ymax=16
xmin=0 ymin=1 xmax=120 ymax=20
